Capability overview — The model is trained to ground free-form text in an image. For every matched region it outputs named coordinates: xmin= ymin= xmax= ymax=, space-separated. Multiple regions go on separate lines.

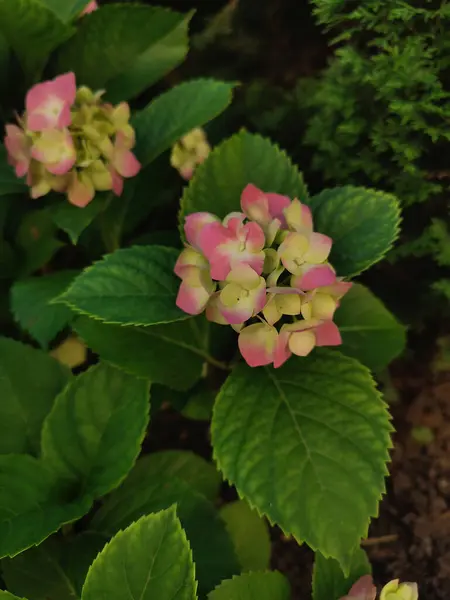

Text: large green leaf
xmin=0 ymin=454 xmax=92 ymax=559
xmin=0 ymin=145 xmax=27 ymax=196
xmin=11 ymin=271 xmax=78 ymax=349
xmin=0 ymin=337 xmax=70 ymax=455
xmin=106 ymin=10 xmax=193 ymax=103
xmin=212 ymin=350 xmax=392 ymax=571
xmin=133 ymin=79 xmax=235 ymax=167
xmin=41 ymin=362 xmax=150 ymax=498
xmin=0 ymin=593 xmax=27 ymax=600
xmin=309 ymin=186 xmax=401 ymax=277
xmin=334 ymin=284 xmax=406 ymax=371
xmin=312 ymin=546 xmax=372 ymax=600
xmin=0 ymin=0 xmax=74 ymax=78
xmin=131 ymin=450 xmax=221 ymax=501
xmin=82 ymin=508 xmax=197 ymax=600
xmin=74 ymin=316 xmax=208 ymax=391
xmin=57 ymin=5 xmax=188 ymax=94
xmin=92 ymin=456 xmax=239 ymax=596
xmin=57 ymin=245 xmax=186 ymax=326
xmin=180 ymin=131 xmax=308 ymax=222
xmin=208 ymin=572 xmax=291 ymax=600
xmin=50 ymin=193 xmax=110 ymax=245
xmin=41 ymin=0 xmax=91 ymax=22
xmin=220 ymin=500 xmax=271 ymax=572
xmin=2 ymin=537 xmax=78 ymax=600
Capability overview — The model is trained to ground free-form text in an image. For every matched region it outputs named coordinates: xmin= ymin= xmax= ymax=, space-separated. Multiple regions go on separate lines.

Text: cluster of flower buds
xmin=340 ymin=575 xmax=418 ymax=600
xmin=4 ymin=72 xmax=141 ymax=207
xmin=175 ymin=184 xmax=352 ymax=368
xmin=170 ymin=127 xmax=211 ymax=181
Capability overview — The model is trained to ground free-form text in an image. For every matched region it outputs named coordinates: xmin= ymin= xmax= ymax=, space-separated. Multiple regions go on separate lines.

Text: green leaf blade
xmin=309 ymin=186 xmax=401 ymax=277
xmin=211 ymin=350 xmax=392 ymax=570
xmin=334 ymin=283 xmax=406 ymax=370
xmin=312 ymin=546 xmax=372 ymax=600
xmin=11 ymin=271 xmax=78 ymax=349
xmin=74 ymin=316 xmax=207 ymax=391
xmin=82 ymin=508 xmax=197 ymax=600
xmin=180 ymin=131 xmax=308 ymax=221
xmin=58 ymin=245 xmax=186 ymax=326
xmin=208 ymin=571 xmax=291 ymax=600
xmin=41 ymin=362 xmax=150 ymax=498
xmin=0 ymin=337 xmax=71 ymax=455
xmin=133 ymin=79 xmax=235 ymax=167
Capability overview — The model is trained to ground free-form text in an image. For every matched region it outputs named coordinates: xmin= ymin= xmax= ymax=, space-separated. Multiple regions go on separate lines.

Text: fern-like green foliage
xmin=300 ymin=0 xmax=450 ymax=291
xmin=303 ymin=0 xmax=450 ymax=206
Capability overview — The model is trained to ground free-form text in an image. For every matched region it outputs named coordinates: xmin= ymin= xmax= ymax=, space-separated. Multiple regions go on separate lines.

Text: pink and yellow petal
xmin=176 ymin=280 xmax=211 ymax=315
xmin=238 ymin=323 xmax=278 ymax=367
xmin=304 ymin=232 xmax=332 ymax=264
xmin=292 ymin=263 xmax=336 ymax=291
xmin=265 ymin=192 xmax=291 ymax=222
xmin=288 ymin=330 xmax=316 ymax=357
xmin=243 ymin=221 xmax=265 ymax=252
xmin=315 ymin=321 xmax=342 ymax=347
xmin=174 ymin=247 xmax=208 ymax=278
xmin=240 ymin=184 xmax=271 ymax=224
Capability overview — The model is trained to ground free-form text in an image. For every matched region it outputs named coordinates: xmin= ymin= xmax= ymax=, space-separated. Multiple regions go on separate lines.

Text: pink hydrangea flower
xmin=198 ymin=213 xmax=266 ymax=280
xmin=80 ymin=1 xmax=98 ymax=16
xmin=26 ymin=73 xmax=76 ymax=131
xmin=340 ymin=575 xmax=377 ymax=600
xmin=175 ymin=185 xmax=351 ymax=369
xmin=109 ymin=132 xmax=141 ymax=196
xmin=4 ymin=124 xmax=31 ymax=177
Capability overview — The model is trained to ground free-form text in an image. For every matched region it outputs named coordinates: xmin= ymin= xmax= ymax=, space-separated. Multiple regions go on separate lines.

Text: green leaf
xmin=57 ymin=5 xmax=188 ymax=94
xmin=2 ymin=537 xmax=78 ymax=600
xmin=0 ymin=454 xmax=92 ymax=559
xmin=82 ymin=508 xmax=197 ymax=600
xmin=220 ymin=500 xmax=271 ymax=572
xmin=41 ymin=0 xmax=91 ymax=22
xmin=312 ymin=546 xmax=371 ymax=600
xmin=74 ymin=316 xmax=208 ymax=391
xmin=0 ymin=0 xmax=74 ymax=79
xmin=50 ymin=193 xmax=110 ymax=244
xmin=334 ymin=284 xmax=406 ymax=371
xmin=41 ymin=362 xmax=150 ymax=498
xmin=309 ymin=186 xmax=401 ymax=277
xmin=17 ymin=209 xmax=63 ymax=276
xmin=0 ymin=337 xmax=70 ymax=455
xmin=208 ymin=572 xmax=291 ymax=600
xmin=180 ymin=131 xmax=308 ymax=222
xmin=11 ymin=271 xmax=78 ymax=349
xmin=0 ymin=592 xmax=28 ymax=600
xmin=0 ymin=145 xmax=27 ymax=196
xmin=58 ymin=245 xmax=187 ymax=326
xmin=211 ymin=350 xmax=392 ymax=571
xmin=133 ymin=79 xmax=235 ymax=167
xmin=135 ymin=450 xmax=221 ymax=502
xmin=92 ymin=456 xmax=239 ymax=596
xmin=105 ymin=10 xmax=193 ymax=103
xmin=63 ymin=533 xmax=108 ymax=596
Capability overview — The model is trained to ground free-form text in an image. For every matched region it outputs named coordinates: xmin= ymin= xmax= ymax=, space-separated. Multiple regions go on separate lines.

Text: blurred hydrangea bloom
xmin=170 ymin=127 xmax=211 ymax=180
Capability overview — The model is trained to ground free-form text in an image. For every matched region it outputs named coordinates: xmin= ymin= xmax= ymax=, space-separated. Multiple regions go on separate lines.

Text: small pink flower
xmin=176 ymin=266 xmax=215 ymax=316
xmin=80 ymin=1 xmax=98 ymax=16
xmin=283 ymin=198 xmax=313 ymax=233
xmin=340 ymin=575 xmax=377 ymax=600
xmin=275 ymin=319 xmax=342 ymax=367
xmin=109 ymin=131 xmax=141 ymax=197
xmin=301 ymin=280 xmax=352 ymax=320
xmin=199 ymin=215 xmax=266 ymax=280
xmin=214 ymin=264 xmax=266 ymax=324
xmin=238 ymin=322 xmax=280 ymax=367
xmin=291 ymin=263 xmax=337 ymax=291
xmin=278 ymin=231 xmax=332 ymax=275
xmin=184 ymin=212 xmax=219 ymax=251
xmin=26 ymin=73 xmax=76 ymax=131
xmin=4 ymin=124 xmax=31 ymax=177
xmin=241 ymin=184 xmax=291 ymax=227
xmin=31 ymin=129 xmax=76 ymax=175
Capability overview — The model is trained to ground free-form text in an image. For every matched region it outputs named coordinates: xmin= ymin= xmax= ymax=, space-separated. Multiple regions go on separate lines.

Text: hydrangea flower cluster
xmin=340 ymin=575 xmax=418 ymax=600
xmin=175 ymin=184 xmax=352 ymax=368
xmin=4 ymin=72 xmax=140 ymax=207
xmin=170 ymin=127 xmax=211 ymax=180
